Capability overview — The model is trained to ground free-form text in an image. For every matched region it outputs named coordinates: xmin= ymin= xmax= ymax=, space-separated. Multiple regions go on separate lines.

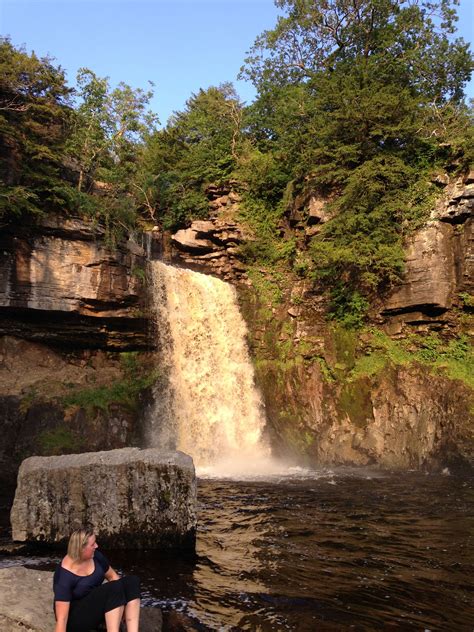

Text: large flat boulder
xmin=10 ymin=448 xmax=196 ymax=550
xmin=0 ymin=567 xmax=162 ymax=632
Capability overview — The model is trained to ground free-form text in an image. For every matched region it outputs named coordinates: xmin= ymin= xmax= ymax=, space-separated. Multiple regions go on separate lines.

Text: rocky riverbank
xmin=0 ymin=567 xmax=163 ymax=632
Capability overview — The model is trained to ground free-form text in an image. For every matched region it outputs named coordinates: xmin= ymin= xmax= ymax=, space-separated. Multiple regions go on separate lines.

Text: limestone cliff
xmin=0 ymin=175 xmax=472 ymax=478
xmin=0 ymin=216 xmax=155 ymax=491
xmin=0 ymin=216 xmax=150 ymax=349
xmin=381 ymin=174 xmax=473 ymax=335
xmin=165 ymin=176 xmax=473 ymax=472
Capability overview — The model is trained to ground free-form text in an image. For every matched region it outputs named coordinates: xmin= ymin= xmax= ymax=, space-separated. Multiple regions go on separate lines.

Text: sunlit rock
xmin=172 ymin=225 xmax=218 ymax=253
xmin=11 ymin=448 xmax=197 ymax=550
xmin=0 ymin=216 xmax=148 ymax=349
xmin=307 ymin=195 xmax=331 ymax=225
xmin=0 ymin=568 xmax=56 ymax=631
xmin=383 ymin=222 xmax=455 ymax=313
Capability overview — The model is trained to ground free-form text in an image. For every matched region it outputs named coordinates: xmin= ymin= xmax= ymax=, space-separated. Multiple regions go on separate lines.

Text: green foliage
xmin=0 ymin=39 xmax=160 ymax=244
xmin=19 ymin=387 xmax=38 ymax=415
xmin=62 ymin=354 xmax=159 ymax=417
xmin=142 ymin=83 xmax=242 ymax=229
xmin=316 ymin=357 xmax=336 ymax=382
xmin=350 ymin=352 xmax=388 ymax=381
xmin=66 ymin=68 xmax=158 ymax=243
xmin=339 ymin=380 xmax=373 ymax=428
xmin=247 ymin=268 xmax=284 ymax=306
xmin=308 ymin=155 xmax=434 ymax=309
xmin=0 ymin=38 xmax=75 ymax=221
xmin=459 ymin=292 xmax=474 ymax=308
xmin=242 ymin=0 xmax=471 ymax=101
xmin=239 ymin=0 xmax=472 ymax=312
xmin=327 ymin=286 xmax=370 ymax=329
xmin=131 ymin=266 xmax=146 ymax=284
xmin=349 ymin=329 xmax=473 ymax=389
xmin=38 ymin=426 xmax=81 ymax=456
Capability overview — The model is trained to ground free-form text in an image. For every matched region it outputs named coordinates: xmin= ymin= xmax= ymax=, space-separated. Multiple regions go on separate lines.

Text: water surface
xmin=2 ymin=469 xmax=473 ymax=631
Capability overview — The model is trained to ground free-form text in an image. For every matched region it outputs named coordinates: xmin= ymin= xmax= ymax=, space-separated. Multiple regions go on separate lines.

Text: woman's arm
xmin=54 ymin=601 xmax=70 ymax=632
xmin=105 ymin=565 xmax=121 ymax=581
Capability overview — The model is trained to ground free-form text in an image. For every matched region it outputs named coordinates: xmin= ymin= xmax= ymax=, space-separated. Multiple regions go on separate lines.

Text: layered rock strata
xmin=0 ymin=217 xmax=149 ymax=349
xmin=166 ymin=185 xmax=250 ymax=283
xmin=382 ymin=175 xmax=473 ymax=334
xmin=11 ymin=448 xmax=197 ymax=550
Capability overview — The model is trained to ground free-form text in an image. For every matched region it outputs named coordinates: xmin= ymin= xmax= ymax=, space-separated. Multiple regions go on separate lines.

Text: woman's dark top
xmin=53 ymin=549 xmax=110 ymax=602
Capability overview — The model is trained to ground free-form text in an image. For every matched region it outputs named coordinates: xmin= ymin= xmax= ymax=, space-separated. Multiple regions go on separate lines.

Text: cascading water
xmin=148 ymin=261 xmax=275 ymax=476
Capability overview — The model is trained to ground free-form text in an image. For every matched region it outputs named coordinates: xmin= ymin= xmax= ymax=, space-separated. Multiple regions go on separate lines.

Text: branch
xmin=0 ymin=97 xmax=31 ymax=112
xmin=131 ymin=182 xmax=157 ymax=220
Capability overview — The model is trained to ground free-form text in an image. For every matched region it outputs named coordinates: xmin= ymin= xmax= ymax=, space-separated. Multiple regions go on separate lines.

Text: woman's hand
xmin=105 ymin=565 xmax=121 ymax=582
xmin=54 ymin=600 xmax=70 ymax=632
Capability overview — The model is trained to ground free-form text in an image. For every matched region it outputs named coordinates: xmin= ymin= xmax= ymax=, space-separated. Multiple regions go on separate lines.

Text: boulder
xmin=0 ymin=568 xmax=56 ymax=631
xmin=171 ymin=227 xmax=217 ymax=253
xmin=307 ymin=195 xmax=331 ymax=225
xmin=10 ymin=448 xmax=197 ymax=550
xmin=0 ymin=567 xmax=162 ymax=632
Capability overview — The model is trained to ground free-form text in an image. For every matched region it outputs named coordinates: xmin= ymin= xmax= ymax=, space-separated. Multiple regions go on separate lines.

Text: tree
xmin=143 ymin=83 xmax=244 ymax=228
xmin=64 ymin=69 xmax=159 ymax=241
xmin=0 ymin=38 xmax=74 ymax=221
xmin=241 ymin=0 xmax=471 ymax=102
xmin=67 ymin=68 xmax=158 ymax=193
xmin=238 ymin=0 xmax=472 ymax=322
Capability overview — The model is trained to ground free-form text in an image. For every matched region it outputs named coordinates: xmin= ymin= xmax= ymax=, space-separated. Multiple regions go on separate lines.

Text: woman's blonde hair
xmin=67 ymin=528 xmax=94 ymax=561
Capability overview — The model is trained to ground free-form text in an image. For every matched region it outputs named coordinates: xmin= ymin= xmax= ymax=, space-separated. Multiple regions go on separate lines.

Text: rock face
xmin=382 ymin=178 xmax=473 ymax=333
xmin=0 ymin=337 xmax=154 ymax=490
xmin=0 ymin=567 xmax=163 ymax=632
xmin=383 ymin=222 xmax=455 ymax=313
xmin=165 ymin=185 xmax=250 ymax=283
xmin=0 ymin=217 xmax=149 ymax=349
xmin=255 ymin=332 xmax=473 ymax=471
xmin=0 ymin=568 xmax=56 ymax=631
xmin=11 ymin=448 xmax=197 ymax=550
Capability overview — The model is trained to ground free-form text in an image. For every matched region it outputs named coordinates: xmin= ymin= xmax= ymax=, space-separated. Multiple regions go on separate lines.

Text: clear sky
xmin=1 ymin=0 xmax=473 ymax=127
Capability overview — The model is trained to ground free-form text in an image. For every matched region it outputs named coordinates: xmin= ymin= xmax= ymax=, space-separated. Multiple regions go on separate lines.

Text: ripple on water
xmin=1 ymin=470 xmax=473 ymax=630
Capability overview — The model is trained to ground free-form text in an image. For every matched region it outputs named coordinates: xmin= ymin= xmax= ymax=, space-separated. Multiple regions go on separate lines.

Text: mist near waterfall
xmin=148 ymin=261 xmax=283 ymax=477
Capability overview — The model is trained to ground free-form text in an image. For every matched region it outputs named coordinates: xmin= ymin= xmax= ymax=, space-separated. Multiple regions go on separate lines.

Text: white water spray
xmin=149 ymin=261 xmax=282 ymax=476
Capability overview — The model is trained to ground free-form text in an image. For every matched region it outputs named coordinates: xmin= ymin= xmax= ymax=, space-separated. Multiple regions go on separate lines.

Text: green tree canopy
xmin=0 ymin=38 xmax=74 ymax=220
xmin=237 ymin=0 xmax=473 ymax=322
xmin=242 ymin=0 xmax=471 ymax=102
xmin=142 ymin=83 xmax=243 ymax=228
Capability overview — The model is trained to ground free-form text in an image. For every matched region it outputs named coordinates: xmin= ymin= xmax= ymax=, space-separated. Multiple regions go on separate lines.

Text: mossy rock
xmin=338 ymin=377 xmax=374 ymax=429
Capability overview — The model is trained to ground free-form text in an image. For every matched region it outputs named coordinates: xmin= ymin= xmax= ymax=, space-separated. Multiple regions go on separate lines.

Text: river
xmin=4 ymin=468 xmax=472 ymax=631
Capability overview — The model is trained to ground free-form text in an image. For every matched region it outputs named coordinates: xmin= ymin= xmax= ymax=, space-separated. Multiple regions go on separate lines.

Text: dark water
xmin=2 ymin=469 xmax=474 ymax=630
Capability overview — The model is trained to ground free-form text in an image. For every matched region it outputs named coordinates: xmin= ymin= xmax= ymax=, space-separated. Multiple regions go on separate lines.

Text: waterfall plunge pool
xmin=2 ymin=467 xmax=473 ymax=631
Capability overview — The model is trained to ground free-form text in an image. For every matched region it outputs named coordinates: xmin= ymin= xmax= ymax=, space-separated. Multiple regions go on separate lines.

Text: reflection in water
xmin=113 ymin=471 xmax=474 ymax=630
xmin=2 ymin=470 xmax=473 ymax=630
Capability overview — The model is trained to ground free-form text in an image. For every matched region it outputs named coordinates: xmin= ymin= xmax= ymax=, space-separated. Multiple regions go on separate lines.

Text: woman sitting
xmin=53 ymin=527 xmax=140 ymax=632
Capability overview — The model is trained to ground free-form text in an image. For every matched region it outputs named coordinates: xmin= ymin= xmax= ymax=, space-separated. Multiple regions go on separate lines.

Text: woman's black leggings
xmin=66 ymin=575 xmax=140 ymax=632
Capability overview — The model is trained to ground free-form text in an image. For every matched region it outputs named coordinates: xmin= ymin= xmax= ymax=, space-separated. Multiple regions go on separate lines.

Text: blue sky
xmin=1 ymin=0 xmax=472 ymax=126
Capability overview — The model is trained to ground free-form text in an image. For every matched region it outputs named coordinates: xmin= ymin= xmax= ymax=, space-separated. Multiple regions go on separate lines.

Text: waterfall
xmin=148 ymin=261 xmax=272 ymax=476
